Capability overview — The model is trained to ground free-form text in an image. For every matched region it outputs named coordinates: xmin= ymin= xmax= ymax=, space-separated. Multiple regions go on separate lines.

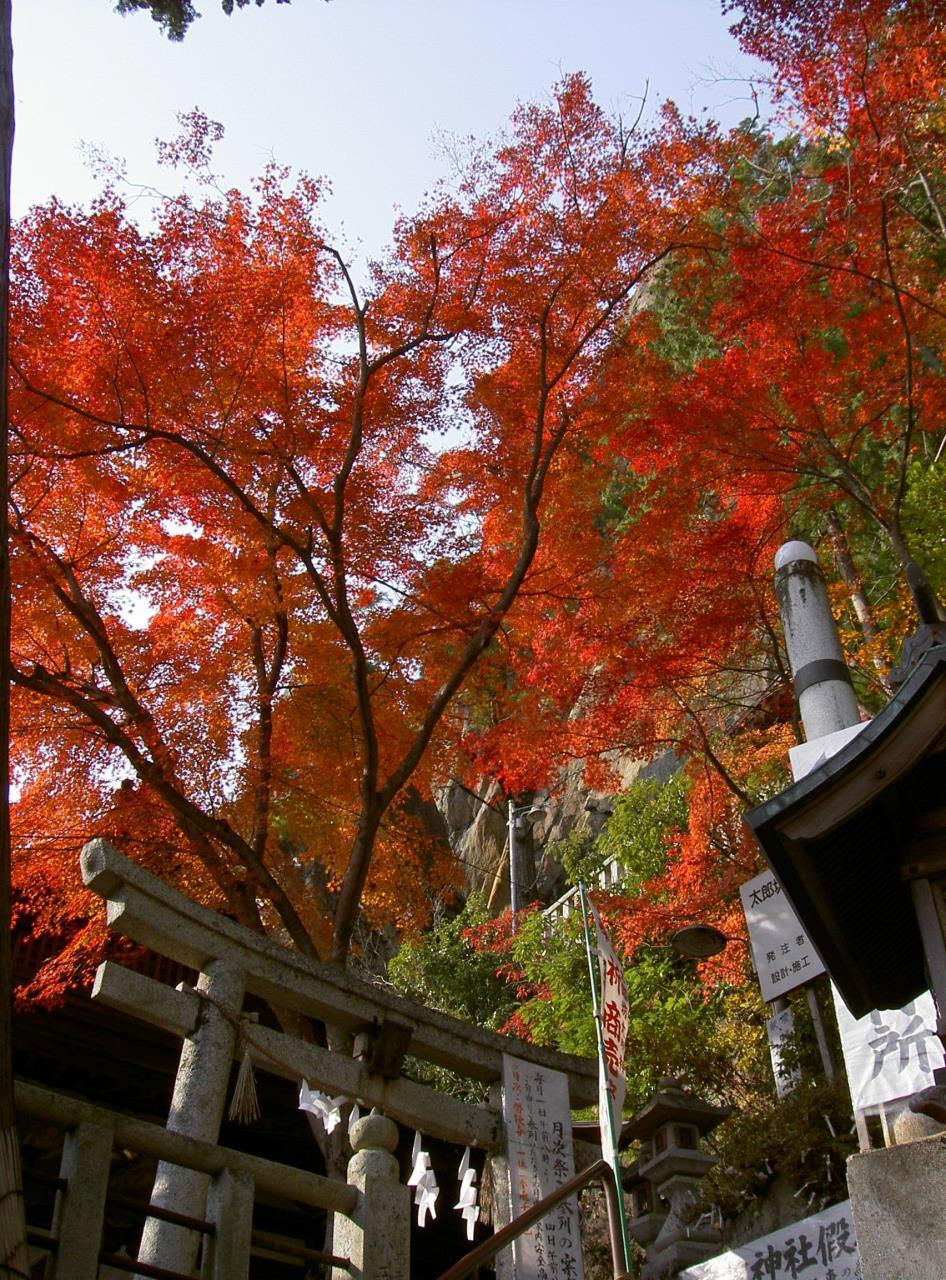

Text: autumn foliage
xmin=10 ymin=0 xmax=946 ymax=1008
xmin=460 ymin=0 xmax=946 ymax=818
xmin=10 ymin=78 xmax=729 ymax=993
xmin=436 ymin=0 xmax=946 ymax=1051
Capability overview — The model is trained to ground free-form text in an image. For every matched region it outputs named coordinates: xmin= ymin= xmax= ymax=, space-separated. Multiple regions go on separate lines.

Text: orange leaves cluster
xmin=598 ymin=764 xmax=762 ymax=989
xmin=463 ymin=0 xmax=946 ymax=802
xmin=440 ymin=3 xmax=946 ymax=1036
xmin=11 ymin=78 xmax=736 ymax=986
xmin=16 ymin=2 xmax=940 ymax=999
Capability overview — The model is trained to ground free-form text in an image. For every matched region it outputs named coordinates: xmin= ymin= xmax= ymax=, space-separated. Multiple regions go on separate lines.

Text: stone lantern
xmin=623 ymin=1078 xmax=729 ymax=1278
xmin=623 ymin=1155 xmax=664 ymax=1249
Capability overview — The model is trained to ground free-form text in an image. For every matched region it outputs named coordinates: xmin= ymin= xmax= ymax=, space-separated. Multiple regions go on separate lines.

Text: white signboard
xmin=831 ymin=986 xmax=945 ymax=1111
xmin=741 ymin=870 xmax=826 ymax=1002
xmin=501 ymin=1054 xmax=583 ymax=1280
xmin=766 ymin=1005 xmax=801 ymax=1099
xmin=680 ymin=1199 xmax=861 ymax=1280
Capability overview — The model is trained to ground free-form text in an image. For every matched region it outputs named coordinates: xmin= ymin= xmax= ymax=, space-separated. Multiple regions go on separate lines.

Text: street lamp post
xmin=507 ymin=799 xmax=546 ymax=928
xmin=507 ymin=800 xmax=520 ymax=919
xmin=671 ymin=922 xmax=837 ymax=1083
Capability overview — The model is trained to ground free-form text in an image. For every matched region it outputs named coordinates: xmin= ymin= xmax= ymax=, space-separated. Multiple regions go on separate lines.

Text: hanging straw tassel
xmin=229 ymin=1037 xmax=260 ymax=1124
xmin=479 ymin=1156 xmax=494 ymax=1228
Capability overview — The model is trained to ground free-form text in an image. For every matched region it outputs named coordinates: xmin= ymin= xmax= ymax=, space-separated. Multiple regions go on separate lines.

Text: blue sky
xmin=13 ymin=1 xmax=762 ymax=263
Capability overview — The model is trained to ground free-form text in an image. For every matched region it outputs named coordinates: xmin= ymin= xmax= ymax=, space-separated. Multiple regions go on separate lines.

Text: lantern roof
xmin=622 ymin=1078 xmax=730 ymax=1143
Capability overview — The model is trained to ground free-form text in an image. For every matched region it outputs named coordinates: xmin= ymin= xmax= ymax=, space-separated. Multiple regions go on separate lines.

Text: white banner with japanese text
xmin=831 ymin=986 xmax=945 ymax=1111
xmin=500 ymin=1054 xmax=583 ymax=1280
xmin=740 ymin=869 xmax=826 ymax=1002
xmin=680 ymin=1199 xmax=861 ymax=1279
xmin=588 ymin=898 xmax=628 ymax=1172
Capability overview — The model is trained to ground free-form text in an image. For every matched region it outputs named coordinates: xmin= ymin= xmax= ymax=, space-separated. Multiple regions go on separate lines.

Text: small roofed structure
xmin=746 ymin=644 xmax=946 ymax=1021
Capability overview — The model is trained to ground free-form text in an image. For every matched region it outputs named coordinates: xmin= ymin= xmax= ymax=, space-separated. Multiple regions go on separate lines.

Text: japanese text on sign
xmin=500 ymin=1055 xmax=583 ymax=1280
xmin=588 ymin=899 xmax=628 ymax=1174
xmin=831 ymin=988 xmax=945 ymax=1111
xmin=680 ymin=1199 xmax=861 ymax=1280
xmin=741 ymin=869 xmax=826 ymax=1002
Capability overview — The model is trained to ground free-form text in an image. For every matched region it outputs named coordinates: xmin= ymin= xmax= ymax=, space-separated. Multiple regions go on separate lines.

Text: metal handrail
xmin=435 ymin=1158 xmax=631 ymax=1280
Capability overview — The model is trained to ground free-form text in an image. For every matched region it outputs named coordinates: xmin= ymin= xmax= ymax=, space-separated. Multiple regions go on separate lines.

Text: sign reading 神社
xmin=679 ymin=1199 xmax=861 ymax=1280
xmin=499 ymin=1054 xmax=583 ymax=1280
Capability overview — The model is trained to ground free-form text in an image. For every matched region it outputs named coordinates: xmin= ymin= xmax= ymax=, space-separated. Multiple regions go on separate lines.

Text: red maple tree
xmin=10 ymin=81 xmax=729 ymax=990
xmin=456 ymin=0 xmax=946 ymax=996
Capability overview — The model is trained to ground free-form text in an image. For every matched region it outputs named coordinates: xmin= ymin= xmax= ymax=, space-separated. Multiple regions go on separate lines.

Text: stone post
xmin=774 ymin=540 xmax=860 ymax=739
xmin=204 ymin=1167 xmax=255 ymax=1280
xmin=488 ymin=1079 xmax=514 ymax=1280
xmin=52 ymin=1120 xmax=113 ymax=1280
xmin=332 ymin=1112 xmax=409 ymax=1280
xmin=847 ymin=1134 xmax=946 ymax=1280
xmin=137 ymin=958 xmax=245 ymax=1278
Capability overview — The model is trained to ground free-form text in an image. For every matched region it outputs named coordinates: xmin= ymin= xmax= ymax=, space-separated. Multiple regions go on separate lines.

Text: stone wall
xmin=438 ymin=750 xmax=679 ymax=908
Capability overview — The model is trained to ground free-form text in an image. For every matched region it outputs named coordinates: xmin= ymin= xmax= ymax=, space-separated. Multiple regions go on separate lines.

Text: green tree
xmin=503 ymin=906 xmax=749 ymax=1114
xmin=388 ymin=894 xmax=519 ymax=1100
xmin=903 ymin=458 xmax=946 ymax=597
xmin=499 ymin=768 xmax=771 ymax=1114
xmin=560 ymin=772 xmax=690 ymax=895
xmin=115 ymin=0 xmax=295 ymax=41
xmin=388 ymin=894 xmax=518 ymax=1032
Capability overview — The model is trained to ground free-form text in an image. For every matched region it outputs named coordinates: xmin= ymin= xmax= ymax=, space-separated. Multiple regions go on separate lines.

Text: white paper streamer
xmin=454 ymin=1145 xmax=479 ymax=1241
xmin=298 ymin=1079 xmax=348 ymax=1134
xmin=347 ymin=1102 xmax=361 ymax=1136
xmin=407 ymin=1130 xmax=439 ymax=1227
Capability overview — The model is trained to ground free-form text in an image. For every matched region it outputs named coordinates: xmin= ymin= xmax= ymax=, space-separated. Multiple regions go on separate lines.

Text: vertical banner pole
xmin=579 ymin=882 xmax=632 ymax=1272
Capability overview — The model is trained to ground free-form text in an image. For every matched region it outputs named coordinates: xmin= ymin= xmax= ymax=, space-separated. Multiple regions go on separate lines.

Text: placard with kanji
xmin=680 ymin=1198 xmax=861 ymax=1279
xmin=499 ymin=1054 xmax=583 ymax=1280
xmin=741 ymin=869 xmax=826 ymax=1002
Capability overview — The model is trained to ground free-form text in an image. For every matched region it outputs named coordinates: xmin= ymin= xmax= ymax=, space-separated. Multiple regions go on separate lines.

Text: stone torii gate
xmin=45 ymin=837 xmax=599 ymax=1279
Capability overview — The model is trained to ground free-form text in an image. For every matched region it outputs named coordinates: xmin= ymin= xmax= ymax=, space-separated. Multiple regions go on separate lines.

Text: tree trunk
xmin=330 ymin=811 xmax=383 ymax=966
xmin=826 ymin=509 xmax=894 ymax=695
xmin=0 ymin=1 xmax=27 ymax=1275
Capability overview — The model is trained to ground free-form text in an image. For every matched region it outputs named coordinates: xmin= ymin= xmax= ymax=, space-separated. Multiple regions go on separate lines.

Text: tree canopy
xmin=115 ymin=0 xmax=295 ymax=41
xmin=10 ymin=80 xmax=727 ymax=991
xmin=11 ymin=0 xmax=946 ymax=1013
xmin=386 ymin=0 xmax=946 ymax=1222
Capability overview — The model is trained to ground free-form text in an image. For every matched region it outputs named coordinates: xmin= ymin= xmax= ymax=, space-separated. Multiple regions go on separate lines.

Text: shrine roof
xmin=746 ymin=645 xmax=946 ymax=1018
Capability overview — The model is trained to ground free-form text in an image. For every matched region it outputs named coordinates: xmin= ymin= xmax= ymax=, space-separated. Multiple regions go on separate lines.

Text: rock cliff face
xmin=438 ymin=751 xmax=676 ymax=909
